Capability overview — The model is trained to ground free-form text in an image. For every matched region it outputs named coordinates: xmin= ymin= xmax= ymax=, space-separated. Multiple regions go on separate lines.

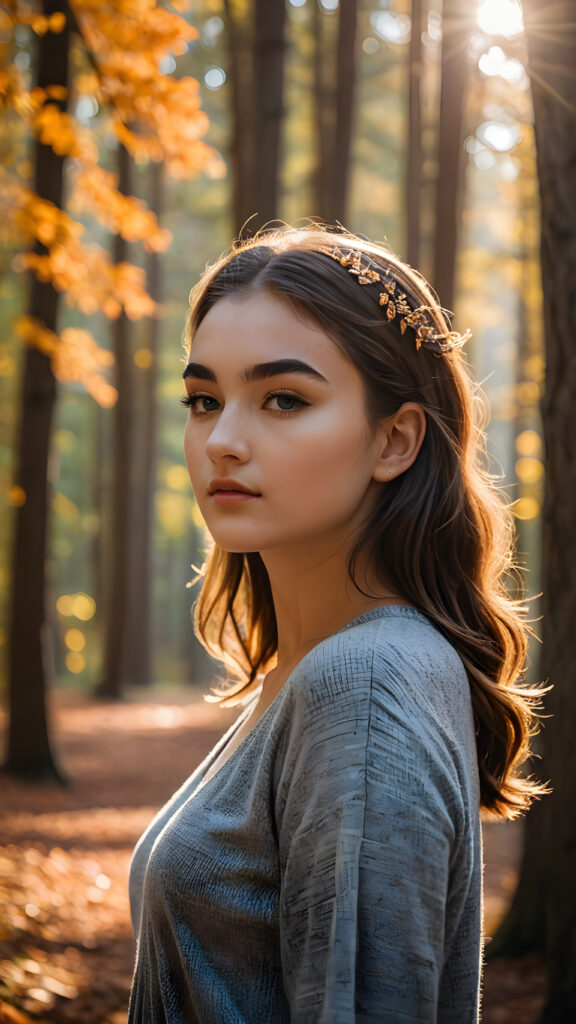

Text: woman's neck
xmin=261 ymin=538 xmax=410 ymax=672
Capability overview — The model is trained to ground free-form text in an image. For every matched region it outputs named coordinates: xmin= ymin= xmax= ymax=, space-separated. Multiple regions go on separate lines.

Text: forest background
xmin=1 ymin=0 xmax=575 ymax=1021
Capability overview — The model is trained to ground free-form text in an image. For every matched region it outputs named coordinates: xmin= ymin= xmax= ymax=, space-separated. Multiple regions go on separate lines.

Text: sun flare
xmin=477 ymin=0 xmax=524 ymax=39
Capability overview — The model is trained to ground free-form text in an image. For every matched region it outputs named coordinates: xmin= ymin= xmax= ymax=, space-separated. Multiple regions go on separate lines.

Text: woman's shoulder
xmin=277 ymin=605 xmax=479 ymax=820
xmin=292 ymin=605 xmax=468 ymax=708
xmin=283 ymin=605 xmax=477 ymax=780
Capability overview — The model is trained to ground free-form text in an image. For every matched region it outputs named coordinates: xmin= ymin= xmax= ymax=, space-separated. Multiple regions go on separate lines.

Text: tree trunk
xmin=222 ymin=0 xmax=254 ymax=237
xmin=251 ymin=0 xmax=287 ymax=231
xmin=312 ymin=1 xmax=329 ymax=219
xmin=328 ymin=0 xmax=357 ymax=225
xmin=125 ymin=161 xmax=162 ymax=686
xmin=432 ymin=0 xmax=473 ymax=310
xmin=518 ymin=3 xmax=576 ymax=1018
xmin=96 ymin=142 xmax=133 ymax=698
xmin=224 ymin=0 xmax=287 ymax=237
xmin=3 ymin=0 xmax=70 ymax=782
xmin=312 ymin=0 xmax=358 ymax=225
xmin=406 ymin=0 xmax=423 ymax=267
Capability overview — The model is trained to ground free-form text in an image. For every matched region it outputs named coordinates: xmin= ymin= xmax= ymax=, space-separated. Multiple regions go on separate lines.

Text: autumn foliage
xmin=0 ymin=0 xmax=224 ymax=405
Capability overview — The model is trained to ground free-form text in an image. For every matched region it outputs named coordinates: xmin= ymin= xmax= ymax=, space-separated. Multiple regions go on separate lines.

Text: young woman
xmin=128 ymin=226 xmax=549 ymax=1023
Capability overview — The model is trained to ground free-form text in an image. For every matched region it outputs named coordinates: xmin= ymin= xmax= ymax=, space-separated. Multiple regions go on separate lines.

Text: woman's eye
xmin=264 ymin=392 xmax=308 ymax=413
xmin=179 ymin=393 xmax=220 ymax=414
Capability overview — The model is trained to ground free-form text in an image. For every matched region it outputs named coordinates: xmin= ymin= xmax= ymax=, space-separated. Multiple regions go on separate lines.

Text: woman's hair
xmin=184 ymin=223 xmax=551 ymax=821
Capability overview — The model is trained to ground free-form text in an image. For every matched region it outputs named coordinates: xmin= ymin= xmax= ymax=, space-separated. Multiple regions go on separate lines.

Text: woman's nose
xmin=205 ymin=409 xmax=250 ymax=463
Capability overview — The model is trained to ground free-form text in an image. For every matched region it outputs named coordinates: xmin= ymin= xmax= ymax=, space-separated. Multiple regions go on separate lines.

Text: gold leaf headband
xmin=319 ymin=245 xmax=471 ymax=355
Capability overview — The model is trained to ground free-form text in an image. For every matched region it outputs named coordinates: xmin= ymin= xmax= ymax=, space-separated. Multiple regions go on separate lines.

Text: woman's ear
xmin=372 ymin=402 xmax=427 ymax=482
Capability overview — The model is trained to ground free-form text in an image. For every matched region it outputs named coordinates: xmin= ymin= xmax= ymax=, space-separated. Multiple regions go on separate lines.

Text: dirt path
xmin=0 ymin=695 xmax=546 ymax=1022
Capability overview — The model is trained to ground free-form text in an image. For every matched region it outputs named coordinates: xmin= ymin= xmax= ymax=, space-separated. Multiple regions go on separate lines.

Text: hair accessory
xmin=319 ymin=245 xmax=472 ymax=355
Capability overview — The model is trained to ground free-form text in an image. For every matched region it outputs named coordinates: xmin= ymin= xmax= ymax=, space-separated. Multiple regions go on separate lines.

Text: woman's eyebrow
xmin=182 ymin=359 xmax=328 ymax=383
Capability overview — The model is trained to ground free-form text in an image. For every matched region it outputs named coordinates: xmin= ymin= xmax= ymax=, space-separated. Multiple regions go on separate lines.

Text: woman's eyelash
xmin=179 ymin=390 xmax=310 ymax=412
xmin=180 ymin=392 xmax=218 ymax=407
xmin=265 ymin=390 xmax=310 ymax=411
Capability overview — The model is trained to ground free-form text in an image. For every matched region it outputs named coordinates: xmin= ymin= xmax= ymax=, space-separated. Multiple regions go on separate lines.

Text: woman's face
xmin=183 ymin=289 xmax=387 ymax=558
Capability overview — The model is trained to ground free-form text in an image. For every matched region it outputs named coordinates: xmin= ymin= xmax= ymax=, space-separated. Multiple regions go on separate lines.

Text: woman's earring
xmin=387 ymin=469 xmax=392 ymax=475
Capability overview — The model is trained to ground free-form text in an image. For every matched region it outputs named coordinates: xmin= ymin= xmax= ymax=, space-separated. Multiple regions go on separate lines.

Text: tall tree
xmin=252 ymin=0 xmax=287 ymax=230
xmin=223 ymin=0 xmax=287 ymax=236
xmin=405 ymin=0 xmax=424 ymax=267
xmin=312 ymin=0 xmax=358 ymax=225
xmin=222 ymin=0 xmax=254 ymax=235
xmin=2 ymin=0 xmax=220 ymax=778
xmin=97 ymin=142 xmax=133 ymax=698
xmin=432 ymin=0 xmax=473 ymax=311
xmin=4 ymin=0 xmax=70 ymax=781
xmin=125 ymin=160 xmax=164 ymax=687
xmin=491 ymin=3 xmax=576 ymax=1020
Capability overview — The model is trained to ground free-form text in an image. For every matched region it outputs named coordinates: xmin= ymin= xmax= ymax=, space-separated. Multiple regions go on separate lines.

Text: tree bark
xmin=432 ymin=0 xmax=473 ymax=310
xmin=312 ymin=0 xmax=329 ymax=218
xmin=511 ymin=3 xmax=576 ymax=1019
xmin=406 ymin=0 xmax=424 ymax=267
xmin=96 ymin=142 xmax=133 ymax=698
xmin=222 ymin=0 xmax=254 ymax=236
xmin=125 ymin=161 xmax=162 ymax=686
xmin=251 ymin=0 xmax=287 ymax=231
xmin=312 ymin=0 xmax=358 ymax=225
xmin=3 ymin=0 xmax=70 ymax=781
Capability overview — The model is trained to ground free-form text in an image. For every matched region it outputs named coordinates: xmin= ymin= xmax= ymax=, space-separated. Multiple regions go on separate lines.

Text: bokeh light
xmin=477 ymin=0 xmax=524 ymax=39
xmin=515 ymin=430 xmax=541 ymax=457
xmin=515 ymin=458 xmax=544 ymax=484
xmin=65 ymin=652 xmax=86 ymax=673
xmin=64 ymin=628 xmax=86 ymax=652
xmin=512 ymin=497 xmax=540 ymax=521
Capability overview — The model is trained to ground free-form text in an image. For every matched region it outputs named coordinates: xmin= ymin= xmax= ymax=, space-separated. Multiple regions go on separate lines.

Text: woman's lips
xmin=210 ymin=489 xmax=260 ymax=505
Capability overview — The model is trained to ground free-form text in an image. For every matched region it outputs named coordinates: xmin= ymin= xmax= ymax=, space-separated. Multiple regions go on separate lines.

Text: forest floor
xmin=0 ymin=693 xmax=547 ymax=1024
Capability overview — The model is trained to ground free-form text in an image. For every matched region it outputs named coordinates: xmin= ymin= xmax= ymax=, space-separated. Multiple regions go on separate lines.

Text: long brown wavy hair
xmin=183 ymin=224 xmax=551 ymax=821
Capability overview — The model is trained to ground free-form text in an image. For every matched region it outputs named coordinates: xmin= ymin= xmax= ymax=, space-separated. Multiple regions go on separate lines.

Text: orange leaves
xmin=12 ymin=185 xmax=83 ymax=248
xmin=112 ymin=75 xmax=225 ymax=178
xmin=2 ymin=4 xmax=67 ymax=36
xmin=70 ymin=0 xmax=221 ymax=174
xmin=75 ymin=0 xmax=198 ymax=65
xmin=0 ymin=66 xmax=46 ymax=119
xmin=4 ymin=0 xmax=221 ymax=408
xmin=8 ymin=185 xmax=158 ymax=321
xmin=14 ymin=316 xmax=117 ymax=407
xmin=19 ymin=238 xmax=157 ymax=319
xmin=72 ymin=164 xmax=171 ymax=251
xmin=34 ymin=105 xmax=98 ymax=160
xmin=29 ymin=10 xmax=67 ymax=35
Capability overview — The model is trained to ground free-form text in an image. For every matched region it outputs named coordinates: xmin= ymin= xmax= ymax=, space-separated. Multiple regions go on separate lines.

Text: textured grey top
xmin=129 ymin=606 xmax=484 ymax=1023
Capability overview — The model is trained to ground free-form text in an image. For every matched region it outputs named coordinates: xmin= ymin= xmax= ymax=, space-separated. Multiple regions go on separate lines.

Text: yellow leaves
xmin=74 ymin=72 xmax=100 ymax=96
xmin=34 ymin=105 xmax=98 ymax=161
xmin=113 ymin=261 xmax=158 ymax=319
xmin=9 ymin=184 xmax=157 ymax=322
xmin=13 ymin=186 xmax=84 ymax=247
xmin=4 ymin=0 xmax=219 ymax=390
xmin=68 ymin=0 xmax=219 ymax=177
xmin=13 ymin=317 xmax=118 ymax=408
xmin=0 ymin=67 xmax=46 ymax=118
xmin=111 ymin=77 xmax=225 ymax=178
xmin=10 ymin=9 xmax=68 ymax=35
xmin=72 ymin=164 xmax=172 ymax=251
xmin=45 ymin=85 xmax=68 ymax=102
xmin=47 ymin=10 xmax=66 ymax=33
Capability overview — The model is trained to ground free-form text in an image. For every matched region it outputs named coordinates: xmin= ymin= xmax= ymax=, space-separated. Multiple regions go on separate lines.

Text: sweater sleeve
xmin=276 ymin=641 xmax=461 ymax=1024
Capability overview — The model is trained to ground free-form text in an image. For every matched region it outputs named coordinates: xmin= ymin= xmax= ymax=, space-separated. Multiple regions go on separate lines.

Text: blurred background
xmin=0 ymin=0 xmax=543 ymax=703
xmin=0 ymin=1 xmax=569 ymax=1021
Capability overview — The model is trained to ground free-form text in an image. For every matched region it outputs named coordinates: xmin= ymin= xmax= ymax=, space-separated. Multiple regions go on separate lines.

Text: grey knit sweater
xmin=129 ymin=606 xmax=484 ymax=1023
